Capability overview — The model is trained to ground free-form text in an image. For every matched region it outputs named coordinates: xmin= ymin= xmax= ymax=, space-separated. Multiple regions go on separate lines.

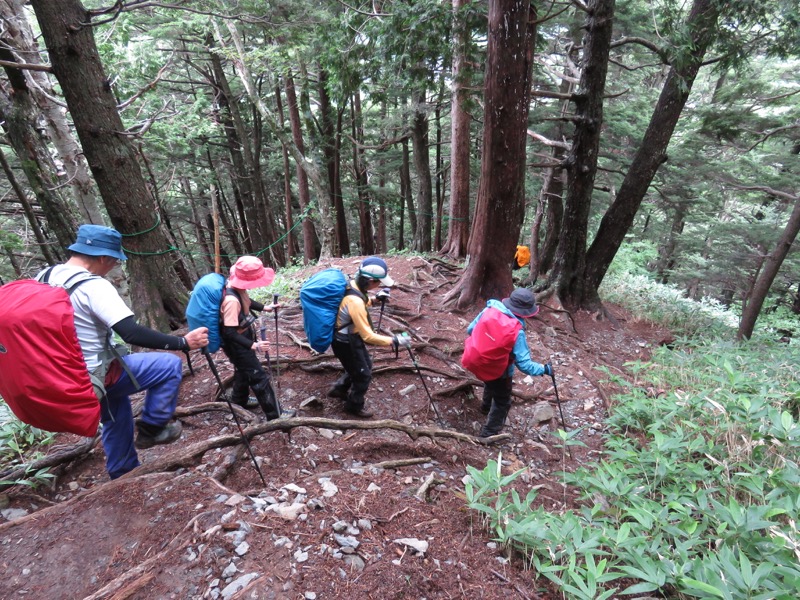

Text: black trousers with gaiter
xmin=330 ymin=334 xmax=373 ymax=414
xmin=480 ymin=375 xmax=513 ymax=437
xmin=221 ymin=341 xmax=279 ymax=420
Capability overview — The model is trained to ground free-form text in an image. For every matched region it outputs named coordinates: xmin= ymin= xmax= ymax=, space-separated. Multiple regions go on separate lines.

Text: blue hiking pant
xmin=100 ymin=352 xmax=183 ymax=479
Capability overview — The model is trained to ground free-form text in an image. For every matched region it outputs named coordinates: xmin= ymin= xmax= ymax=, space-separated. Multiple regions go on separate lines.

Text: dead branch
xmin=210 ymin=445 xmax=246 ymax=483
xmin=371 ymin=457 xmax=431 ymax=470
xmin=432 ymin=381 xmax=477 ymax=398
xmin=574 ymin=361 xmax=613 ymax=409
xmin=175 ymin=401 xmax=256 ymax=423
xmin=414 ymin=472 xmax=441 ymax=501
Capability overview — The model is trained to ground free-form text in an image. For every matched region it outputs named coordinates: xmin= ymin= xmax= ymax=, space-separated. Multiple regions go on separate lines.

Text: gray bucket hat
xmin=502 ymin=288 xmax=539 ymax=318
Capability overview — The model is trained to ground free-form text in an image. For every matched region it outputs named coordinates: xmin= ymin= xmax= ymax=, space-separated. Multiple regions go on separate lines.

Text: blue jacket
xmin=467 ymin=299 xmax=546 ymax=378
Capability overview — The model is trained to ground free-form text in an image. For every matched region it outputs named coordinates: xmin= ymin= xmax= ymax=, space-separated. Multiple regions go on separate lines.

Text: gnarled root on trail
xmin=127 ymin=416 xmax=509 ymax=477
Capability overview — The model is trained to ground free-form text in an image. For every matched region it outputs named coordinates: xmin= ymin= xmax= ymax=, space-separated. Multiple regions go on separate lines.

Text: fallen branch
xmin=414 ymin=472 xmax=441 ymax=501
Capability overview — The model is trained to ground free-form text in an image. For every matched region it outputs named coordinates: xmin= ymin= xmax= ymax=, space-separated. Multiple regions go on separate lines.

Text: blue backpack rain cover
xmin=300 ymin=268 xmax=348 ymax=353
xmin=186 ymin=273 xmax=226 ymax=353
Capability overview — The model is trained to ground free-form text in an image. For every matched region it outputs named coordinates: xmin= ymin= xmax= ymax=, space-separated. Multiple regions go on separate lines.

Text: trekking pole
xmin=260 ymin=315 xmax=283 ymax=414
xmin=272 ymin=293 xmax=281 ymax=384
xmin=201 ymin=348 xmax=267 ymax=487
xmin=548 ymin=362 xmax=572 ymax=460
xmin=375 ymin=288 xmax=390 ymax=332
xmin=183 ymin=349 xmax=194 ymax=376
xmin=401 ymin=334 xmax=443 ymax=425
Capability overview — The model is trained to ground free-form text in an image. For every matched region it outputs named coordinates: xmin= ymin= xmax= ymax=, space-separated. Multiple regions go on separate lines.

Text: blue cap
xmin=68 ymin=224 xmax=127 ymax=261
xmin=357 ymin=256 xmax=394 ymax=286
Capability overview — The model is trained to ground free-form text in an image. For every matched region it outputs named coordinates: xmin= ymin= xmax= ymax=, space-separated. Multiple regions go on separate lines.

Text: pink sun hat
xmin=228 ymin=256 xmax=275 ymax=289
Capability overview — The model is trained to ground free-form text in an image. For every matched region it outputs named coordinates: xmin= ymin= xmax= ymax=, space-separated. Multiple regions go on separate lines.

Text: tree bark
xmin=30 ymin=0 xmax=189 ymax=328
xmin=549 ymin=0 xmax=615 ymax=311
xmin=583 ymin=0 xmax=721 ymax=296
xmin=444 ymin=0 xmax=536 ymax=308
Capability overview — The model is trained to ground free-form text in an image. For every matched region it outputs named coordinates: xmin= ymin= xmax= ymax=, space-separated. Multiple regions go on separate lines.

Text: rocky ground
xmin=0 ymin=256 xmax=670 ymax=599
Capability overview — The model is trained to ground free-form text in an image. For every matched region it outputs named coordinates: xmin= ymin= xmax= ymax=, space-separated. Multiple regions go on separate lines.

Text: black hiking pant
xmin=221 ymin=341 xmax=279 ymax=420
xmin=480 ymin=375 xmax=513 ymax=437
xmin=330 ymin=334 xmax=373 ymax=413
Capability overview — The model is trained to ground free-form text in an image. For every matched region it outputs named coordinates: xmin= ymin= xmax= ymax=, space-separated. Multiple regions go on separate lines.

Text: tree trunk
xmin=655 ymin=202 xmax=686 ymax=284
xmin=0 ymin=81 xmax=75 ymax=259
xmin=274 ymin=83 xmax=300 ymax=262
xmin=549 ymin=0 xmax=615 ymax=311
xmin=583 ymin=0 xmax=721 ymax=295
xmin=441 ymin=0 xmax=472 ymax=259
xmin=0 ymin=146 xmax=58 ymax=264
xmin=0 ymin=0 xmax=104 ymax=226
xmin=318 ymin=68 xmax=348 ymax=256
xmin=399 ymin=137 xmax=413 ymax=250
xmin=351 ymin=91 xmax=375 ymax=255
xmin=284 ymin=70 xmax=321 ymax=263
xmin=411 ymin=88 xmax=433 ymax=252
xmin=444 ymin=0 xmax=536 ymax=308
xmin=207 ymin=43 xmax=255 ymax=253
xmin=737 ymin=195 xmax=800 ymax=340
xmin=31 ymin=0 xmax=188 ymax=328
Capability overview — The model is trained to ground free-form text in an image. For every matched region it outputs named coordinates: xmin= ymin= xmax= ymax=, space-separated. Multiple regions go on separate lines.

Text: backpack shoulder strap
xmin=38 ymin=265 xmax=99 ymax=294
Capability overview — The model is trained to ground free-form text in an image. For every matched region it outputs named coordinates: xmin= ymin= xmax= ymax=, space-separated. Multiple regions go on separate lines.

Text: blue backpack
xmin=299 ymin=268 xmax=350 ymax=353
xmin=186 ymin=273 xmax=226 ymax=353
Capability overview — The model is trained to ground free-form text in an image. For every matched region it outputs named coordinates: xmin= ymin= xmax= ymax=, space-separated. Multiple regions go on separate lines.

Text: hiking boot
xmin=238 ymin=397 xmax=260 ymax=410
xmin=278 ymin=408 xmax=297 ymax=418
xmin=326 ymin=386 xmax=348 ymax=400
xmin=345 ymin=406 xmax=374 ymax=418
xmin=135 ymin=421 xmax=183 ymax=449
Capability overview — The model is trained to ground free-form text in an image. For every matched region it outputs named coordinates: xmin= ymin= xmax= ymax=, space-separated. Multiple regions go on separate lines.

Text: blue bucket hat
xmin=68 ymin=224 xmax=127 ymax=261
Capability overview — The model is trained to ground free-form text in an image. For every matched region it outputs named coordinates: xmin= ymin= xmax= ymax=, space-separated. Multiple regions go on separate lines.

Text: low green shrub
xmin=464 ymin=330 xmax=800 ymax=599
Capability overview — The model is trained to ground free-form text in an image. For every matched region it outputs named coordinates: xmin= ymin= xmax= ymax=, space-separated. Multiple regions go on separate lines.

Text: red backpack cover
xmin=461 ymin=307 xmax=522 ymax=382
xmin=0 ymin=278 xmax=100 ymax=437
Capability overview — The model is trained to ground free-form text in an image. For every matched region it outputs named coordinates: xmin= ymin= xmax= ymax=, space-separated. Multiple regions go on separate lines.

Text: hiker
xmin=220 ymin=256 xmax=295 ymax=419
xmin=465 ymin=288 xmax=552 ymax=438
xmin=37 ymin=224 xmax=209 ymax=479
xmin=513 ymin=245 xmax=530 ymax=270
xmin=326 ymin=256 xmax=411 ymax=418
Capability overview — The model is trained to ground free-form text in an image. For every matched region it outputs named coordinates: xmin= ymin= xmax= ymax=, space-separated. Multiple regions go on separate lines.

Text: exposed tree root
xmin=0 ymin=435 xmax=100 ymax=488
xmin=82 ymin=510 xmax=210 ymax=600
xmin=125 ymin=417 xmax=509 ymax=478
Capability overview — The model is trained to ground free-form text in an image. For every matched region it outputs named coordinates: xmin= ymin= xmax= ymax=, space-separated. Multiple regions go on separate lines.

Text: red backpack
xmin=0 ymin=274 xmax=101 ymax=437
xmin=461 ymin=307 xmax=522 ymax=382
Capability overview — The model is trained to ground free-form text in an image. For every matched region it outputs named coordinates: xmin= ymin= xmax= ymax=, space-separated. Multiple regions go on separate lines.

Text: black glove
xmin=376 ymin=288 xmax=391 ymax=303
xmin=543 ymin=362 xmax=553 ymax=377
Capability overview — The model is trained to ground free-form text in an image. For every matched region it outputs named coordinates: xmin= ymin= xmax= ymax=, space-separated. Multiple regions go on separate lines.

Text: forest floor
xmin=0 ymin=255 xmax=672 ymax=600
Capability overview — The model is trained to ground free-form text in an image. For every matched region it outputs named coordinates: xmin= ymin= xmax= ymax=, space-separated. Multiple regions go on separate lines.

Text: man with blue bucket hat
xmin=37 ymin=224 xmax=209 ymax=479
